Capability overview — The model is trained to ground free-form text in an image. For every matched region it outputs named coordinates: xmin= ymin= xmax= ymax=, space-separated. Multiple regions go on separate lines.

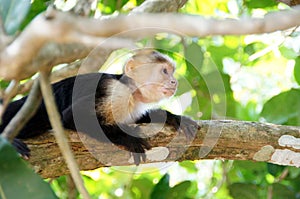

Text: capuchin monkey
xmin=0 ymin=50 xmax=199 ymax=165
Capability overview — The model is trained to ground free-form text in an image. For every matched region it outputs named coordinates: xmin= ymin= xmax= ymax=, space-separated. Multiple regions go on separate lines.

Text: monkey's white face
xmin=129 ymin=62 xmax=177 ymax=103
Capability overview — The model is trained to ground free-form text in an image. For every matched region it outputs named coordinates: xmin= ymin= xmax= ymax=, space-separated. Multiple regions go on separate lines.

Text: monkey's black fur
xmin=0 ymin=73 xmax=197 ymax=164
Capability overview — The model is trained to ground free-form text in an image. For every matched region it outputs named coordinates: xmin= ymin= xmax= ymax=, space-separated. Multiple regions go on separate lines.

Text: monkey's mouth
xmin=162 ymin=87 xmax=176 ymax=96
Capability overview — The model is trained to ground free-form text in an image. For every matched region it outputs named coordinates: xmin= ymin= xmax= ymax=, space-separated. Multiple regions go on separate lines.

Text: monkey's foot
xmin=126 ymin=136 xmax=151 ymax=165
xmin=107 ymin=125 xmax=151 ymax=165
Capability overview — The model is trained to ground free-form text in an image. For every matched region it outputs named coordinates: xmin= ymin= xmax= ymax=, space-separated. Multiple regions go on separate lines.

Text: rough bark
xmin=279 ymin=0 xmax=300 ymax=6
xmin=24 ymin=120 xmax=300 ymax=178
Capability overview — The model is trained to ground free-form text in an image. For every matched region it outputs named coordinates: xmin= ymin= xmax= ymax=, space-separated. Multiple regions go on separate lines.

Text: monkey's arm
xmin=136 ymin=110 xmax=199 ymax=141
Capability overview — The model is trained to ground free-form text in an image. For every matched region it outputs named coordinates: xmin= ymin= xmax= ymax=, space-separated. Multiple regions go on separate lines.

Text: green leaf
xmin=294 ymin=57 xmax=300 ymax=85
xmin=228 ymin=161 xmax=267 ymax=184
xmin=131 ymin=178 xmax=153 ymax=199
xmin=0 ymin=0 xmax=31 ymax=35
xmin=288 ymin=167 xmax=300 ymax=179
xmin=279 ymin=46 xmax=298 ymax=59
xmin=150 ymin=174 xmax=170 ymax=199
xmin=236 ymin=101 xmax=259 ymax=121
xmin=229 ymin=183 xmax=259 ymax=199
xmin=260 ymin=89 xmax=300 ymax=125
xmin=0 ymin=137 xmax=57 ymax=199
xmin=166 ymin=181 xmax=192 ymax=199
xmin=207 ymin=45 xmax=236 ymax=70
xmin=267 ymin=163 xmax=285 ymax=177
xmin=244 ymin=0 xmax=277 ymax=9
xmin=184 ymin=41 xmax=204 ymax=72
xmin=153 ymin=36 xmax=182 ymax=54
xmin=98 ymin=0 xmax=129 ymax=14
xmin=179 ymin=161 xmax=198 ymax=173
xmin=272 ymin=183 xmax=296 ymax=199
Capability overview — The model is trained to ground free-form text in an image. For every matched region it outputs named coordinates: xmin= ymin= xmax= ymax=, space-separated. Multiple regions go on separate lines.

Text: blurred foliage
xmin=0 ymin=137 xmax=57 ymax=199
xmin=1 ymin=0 xmax=300 ymax=198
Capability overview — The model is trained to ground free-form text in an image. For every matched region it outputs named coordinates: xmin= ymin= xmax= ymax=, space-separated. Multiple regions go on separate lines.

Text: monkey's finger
xmin=132 ymin=153 xmax=141 ymax=165
xmin=141 ymin=153 xmax=147 ymax=162
xmin=180 ymin=123 xmax=200 ymax=141
xmin=12 ymin=138 xmax=31 ymax=159
xmin=139 ymin=138 xmax=151 ymax=150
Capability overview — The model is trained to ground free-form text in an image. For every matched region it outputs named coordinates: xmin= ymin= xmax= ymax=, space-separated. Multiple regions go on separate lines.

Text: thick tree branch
xmin=1 ymin=6 xmax=300 ymax=80
xmin=24 ymin=120 xmax=300 ymax=178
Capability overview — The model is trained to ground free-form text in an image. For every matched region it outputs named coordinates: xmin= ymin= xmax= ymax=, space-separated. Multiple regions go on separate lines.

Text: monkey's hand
xmin=178 ymin=116 xmax=200 ymax=141
xmin=166 ymin=113 xmax=200 ymax=141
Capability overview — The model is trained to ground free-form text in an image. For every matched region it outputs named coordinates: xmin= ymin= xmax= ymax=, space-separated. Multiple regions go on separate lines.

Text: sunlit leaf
xmin=244 ymin=0 xmax=277 ymax=9
xmin=153 ymin=36 xmax=182 ymax=54
xmin=0 ymin=137 xmax=57 ymax=199
xmin=294 ymin=57 xmax=300 ymax=85
xmin=131 ymin=178 xmax=153 ymax=199
xmin=179 ymin=161 xmax=198 ymax=173
xmin=98 ymin=0 xmax=130 ymax=14
xmin=279 ymin=46 xmax=298 ymax=59
xmin=207 ymin=45 xmax=235 ymax=70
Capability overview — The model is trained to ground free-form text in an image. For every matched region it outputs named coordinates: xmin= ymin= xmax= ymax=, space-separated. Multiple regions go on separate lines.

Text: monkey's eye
xmin=163 ymin=68 xmax=168 ymax=74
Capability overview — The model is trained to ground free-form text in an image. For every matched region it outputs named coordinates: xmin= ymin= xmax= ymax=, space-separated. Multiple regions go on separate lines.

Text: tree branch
xmin=0 ymin=80 xmax=19 ymax=118
xmin=17 ymin=48 xmax=115 ymax=96
xmin=1 ymin=6 xmax=300 ymax=80
xmin=39 ymin=71 xmax=90 ymax=199
xmin=1 ymin=79 xmax=41 ymax=142
xmin=24 ymin=120 xmax=300 ymax=178
xmin=278 ymin=0 xmax=300 ymax=6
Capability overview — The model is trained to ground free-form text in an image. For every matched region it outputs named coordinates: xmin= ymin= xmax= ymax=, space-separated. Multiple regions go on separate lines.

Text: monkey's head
xmin=124 ymin=50 xmax=178 ymax=103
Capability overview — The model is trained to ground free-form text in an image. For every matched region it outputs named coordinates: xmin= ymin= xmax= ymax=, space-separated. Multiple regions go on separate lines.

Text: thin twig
xmin=0 ymin=80 xmax=19 ymax=119
xmin=39 ymin=70 xmax=90 ymax=199
xmin=1 ymin=78 xmax=42 ymax=141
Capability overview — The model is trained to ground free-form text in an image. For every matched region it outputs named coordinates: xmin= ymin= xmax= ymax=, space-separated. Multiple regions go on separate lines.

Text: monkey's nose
xmin=170 ymin=79 xmax=177 ymax=86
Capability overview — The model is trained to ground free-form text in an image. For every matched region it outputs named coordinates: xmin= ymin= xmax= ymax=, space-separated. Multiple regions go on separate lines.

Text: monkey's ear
xmin=124 ymin=58 xmax=135 ymax=74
